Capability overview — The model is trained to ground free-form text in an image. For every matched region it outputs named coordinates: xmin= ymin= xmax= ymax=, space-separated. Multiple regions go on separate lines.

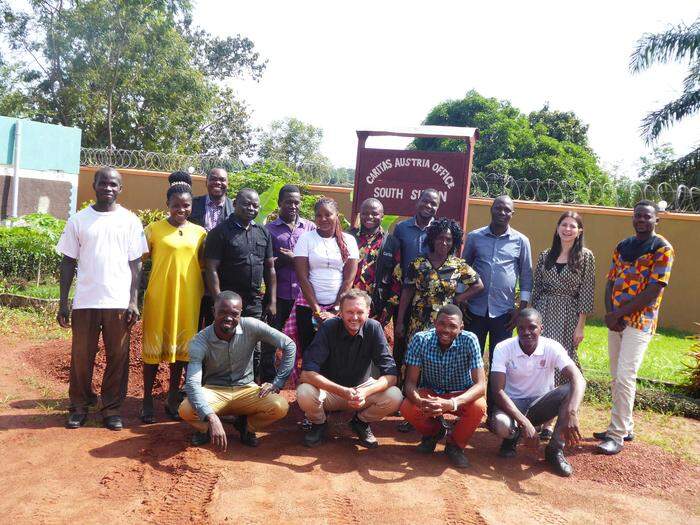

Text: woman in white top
xmin=292 ymin=198 xmax=359 ymax=352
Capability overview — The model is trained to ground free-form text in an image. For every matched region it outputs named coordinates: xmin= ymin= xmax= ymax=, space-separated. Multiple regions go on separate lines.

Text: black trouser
xmin=240 ymin=295 xmax=264 ymax=381
xmin=467 ymin=309 xmax=513 ymax=415
xmin=198 ymin=294 xmax=214 ymax=329
xmin=295 ymin=305 xmax=318 ymax=356
xmin=493 ymin=384 xmax=572 ymax=451
xmin=259 ymin=297 xmax=295 ymax=383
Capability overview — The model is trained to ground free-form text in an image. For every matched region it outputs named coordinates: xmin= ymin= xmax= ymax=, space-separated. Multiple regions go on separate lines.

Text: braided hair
xmin=314 ymin=197 xmax=350 ymax=262
xmin=426 ymin=217 xmax=464 ymax=255
xmin=167 ymin=171 xmax=193 ymax=201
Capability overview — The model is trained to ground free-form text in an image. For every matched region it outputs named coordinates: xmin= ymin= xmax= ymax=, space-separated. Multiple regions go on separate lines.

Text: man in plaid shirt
xmin=399 ymin=304 xmax=486 ymax=469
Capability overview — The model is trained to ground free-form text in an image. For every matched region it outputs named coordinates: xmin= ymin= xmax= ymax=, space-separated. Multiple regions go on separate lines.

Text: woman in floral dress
xmin=396 ymin=218 xmax=484 ymax=344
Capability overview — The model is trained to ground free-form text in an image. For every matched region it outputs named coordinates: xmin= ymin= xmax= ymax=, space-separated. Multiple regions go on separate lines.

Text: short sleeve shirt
xmin=491 ymin=336 xmax=574 ymax=400
xmin=204 ymin=217 xmax=273 ymax=299
xmin=56 ymin=205 xmax=148 ymax=309
xmin=607 ymin=235 xmax=674 ymax=334
xmin=405 ymin=329 xmax=483 ymax=394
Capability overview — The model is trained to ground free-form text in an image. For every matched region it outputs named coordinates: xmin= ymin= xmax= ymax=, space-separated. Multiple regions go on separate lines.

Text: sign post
xmin=351 ymin=126 xmax=479 ymax=232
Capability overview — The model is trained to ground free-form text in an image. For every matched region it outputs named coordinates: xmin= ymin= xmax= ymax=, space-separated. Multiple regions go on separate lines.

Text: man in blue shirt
xmin=463 ymin=195 xmax=533 ymax=361
xmin=400 ymin=304 xmax=486 ymax=468
xmin=392 ymin=188 xmax=440 ymax=380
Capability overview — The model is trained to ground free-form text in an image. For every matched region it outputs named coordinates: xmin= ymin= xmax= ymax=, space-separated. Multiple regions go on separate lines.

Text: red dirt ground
xmin=2 ymin=328 xmax=699 ymax=524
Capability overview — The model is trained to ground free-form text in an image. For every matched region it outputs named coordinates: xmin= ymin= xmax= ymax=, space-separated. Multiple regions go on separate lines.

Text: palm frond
xmin=630 ymin=18 xmax=700 ymax=73
xmin=641 ymin=89 xmax=700 ymax=142
xmin=682 ymin=58 xmax=700 ymax=92
xmin=658 ymin=145 xmax=700 ymax=184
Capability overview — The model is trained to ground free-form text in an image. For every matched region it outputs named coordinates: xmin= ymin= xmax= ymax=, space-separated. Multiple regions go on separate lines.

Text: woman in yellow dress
xmin=141 ymin=171 xmax=207 ymax=423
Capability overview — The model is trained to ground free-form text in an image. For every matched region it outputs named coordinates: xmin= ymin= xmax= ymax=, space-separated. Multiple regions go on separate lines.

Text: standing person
xmin=140 ymin=172 xmax=207 ymax=424
xmin=348 ymin=198 xmax=401 ymax=324
xmin=595 ymin=200 xmax=674 ymax=455
xmin=463 ymin=195 xmax=533 ymax=362
xmin=204 ymin=188 xmax=276 ymax=380
xmin=285 ymin=198 xmax=359 ymax=384
xmin=391 ymin=189 xmax=441 ymax=380
xmin=490 ymin=308 xmax=586 ymax=477
xmin=395 ymin=218 xmax=483 ymax=344
xmin=178 ymin=292 xmax=296 ymax=450
xmin=189 ymin=167 xmax=234 ymax=328
xmin=263 ymin=184 xmax=316 ymax=383
xmin=57 ymin=167 xmax=148 ymax=431
xmin=531 ymin=211 xmax=595 ymax=439
xmin=296 ymin=290 xmax=403 ymax=448
xmin=400 ymin=305 xmax=486 ymax=469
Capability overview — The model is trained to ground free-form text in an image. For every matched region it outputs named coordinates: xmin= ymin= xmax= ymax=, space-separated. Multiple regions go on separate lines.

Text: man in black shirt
xmin=297 ymin=289 xmax=403 ymax=448
xmin=204 ymin=188 xmax=277 ymax=378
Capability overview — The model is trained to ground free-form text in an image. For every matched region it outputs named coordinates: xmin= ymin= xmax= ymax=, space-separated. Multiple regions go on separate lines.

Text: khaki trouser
xmin=70 ymin=309 xmax=130 ymax=417
xmin=296 ymin=379 xmax=403 ymax=424
xmin=178 ymin=384 xmax=289 ymax=433
xmin=607 ymin=326 xmax=653 ymax=445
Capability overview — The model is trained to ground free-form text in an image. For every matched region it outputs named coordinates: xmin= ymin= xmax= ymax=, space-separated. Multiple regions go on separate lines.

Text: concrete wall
xmin=76 ymin=167 xmax=699 ymax=332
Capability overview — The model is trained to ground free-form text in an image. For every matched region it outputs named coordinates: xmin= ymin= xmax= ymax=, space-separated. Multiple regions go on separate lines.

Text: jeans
xmin=491 ymin=384 xmax=572 ymax=450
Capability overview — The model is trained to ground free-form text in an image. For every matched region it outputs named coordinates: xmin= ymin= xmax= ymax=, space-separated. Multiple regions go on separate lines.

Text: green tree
xmin=258 ymin=117 xmax=331 ymax=173
xmin=412 ymin=90 xmax=611 ymax=204
xmin=630 ymin=18 xmax=700 ymax=186
xmin=0 ymin=0 xmax=264 ymax=156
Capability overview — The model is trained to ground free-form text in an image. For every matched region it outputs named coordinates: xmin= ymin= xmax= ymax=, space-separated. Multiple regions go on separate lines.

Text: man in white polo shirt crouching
xmin=490 ymin=308 xmax=586 ymax=477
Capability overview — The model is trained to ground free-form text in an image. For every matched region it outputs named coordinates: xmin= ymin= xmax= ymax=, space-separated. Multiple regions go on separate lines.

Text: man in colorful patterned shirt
xmin=400 ymin=304 xmax=486 ymax=469
xmin=349 ymin=198 xmax=401 ymax=325
xmin=596 ymin=200 xmax=674 ymax=455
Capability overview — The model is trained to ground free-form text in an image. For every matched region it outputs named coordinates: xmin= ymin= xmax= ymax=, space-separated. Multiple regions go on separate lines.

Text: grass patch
xmin=578 ymin=320 xmax=693 ymax=385
xmin=0 ymin=278 xmax=71 ymax=300
xmin=0 ymin=305 xmax=70 ymax=341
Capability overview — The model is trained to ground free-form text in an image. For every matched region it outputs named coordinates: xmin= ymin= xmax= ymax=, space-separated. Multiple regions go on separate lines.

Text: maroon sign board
xmin=351 ymin=126 xmax=479 ymax=231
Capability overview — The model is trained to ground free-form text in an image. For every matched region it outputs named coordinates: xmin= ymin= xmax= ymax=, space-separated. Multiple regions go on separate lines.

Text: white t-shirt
xmin=491 ymin=336 xmax=574 ymax=400
xmin=293 ymin=230 xmax=359 ymax=305
xmin=57 ymin=205 xmax=149 ymax=309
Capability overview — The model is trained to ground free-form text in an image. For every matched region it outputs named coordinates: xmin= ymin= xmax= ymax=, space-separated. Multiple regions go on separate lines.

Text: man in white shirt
xmin=490 ymin=308 xmax=586 ymax=477
xmin=57 ymin=167 xmax=148 ymax=431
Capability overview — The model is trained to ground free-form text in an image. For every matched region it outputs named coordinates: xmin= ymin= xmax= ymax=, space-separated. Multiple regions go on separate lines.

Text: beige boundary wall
xmin=78 ymin=167 xmax=699 ymax=332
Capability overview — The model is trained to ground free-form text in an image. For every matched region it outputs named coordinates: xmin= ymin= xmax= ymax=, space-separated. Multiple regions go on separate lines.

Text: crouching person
xmin=179 ymin=291 xmax=295 ymax=450
xmin=400 ymin=305 xmax=486 ymax=469
xmin=490 ymin=308 xmax=586 ymax=477
xmin=296 ymin=289 xmax=403 ymax=448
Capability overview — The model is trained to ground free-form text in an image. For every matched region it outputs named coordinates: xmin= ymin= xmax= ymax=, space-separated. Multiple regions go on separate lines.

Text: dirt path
xmin=1 ymin=334 xmax=699 ymax=524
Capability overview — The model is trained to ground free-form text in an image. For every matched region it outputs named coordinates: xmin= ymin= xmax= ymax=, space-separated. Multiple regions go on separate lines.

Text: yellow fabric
xmin=178 ymin=384 xmax=289 ymax=432
xmin=142 ymin=219 xmax=206 ymax=364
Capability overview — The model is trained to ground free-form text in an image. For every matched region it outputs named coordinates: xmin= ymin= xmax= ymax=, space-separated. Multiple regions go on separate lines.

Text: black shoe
xmin=396 ymin=421 xmax=414 ymax=433
xmin=597 ymin=438 xmax=623 ymax=455
xmin=66 ymin=413 xmax=87 ymax=429
xmin=140 ymin=402 xmax=156 ymax=424
xmin=545 ymin=446 xmax=572 ymax=477
xmin=303 ymin=422 xmax=327 ymax=447
xmin=299 ymin=417 xmax=312 ymax=432
xmin=103 ymin=415 xmax=123 ymax=431
xmin=191 ymin=430 xmax=211 ymax=447
xmin=498 ymin=429 xmax=520 ymax=458
xmin=349 ymin=414 xmax=378 ymax=448
xmin=164 ymin=403 xmax=182 ymax=421
xmin=233 ymin=415 xmax=259 ymax=447
xmin=539 ymin=428 xmax=553 ymax=442
xmin=444 ymin=442 xmax=470 ymax=469
xmin=593 ymin=430 xmax=634 ymax=442
xmin=416 ymin=425 xmax=447 ymax=454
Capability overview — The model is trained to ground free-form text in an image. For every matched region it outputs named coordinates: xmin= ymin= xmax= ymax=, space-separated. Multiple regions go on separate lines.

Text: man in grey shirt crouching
xmin=179 ymin=291 xmax=296 ymax=450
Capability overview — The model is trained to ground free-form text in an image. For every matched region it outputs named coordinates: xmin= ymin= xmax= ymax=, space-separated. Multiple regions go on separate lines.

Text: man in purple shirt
xmin=263 ymin=184 xmax=316 ymax=382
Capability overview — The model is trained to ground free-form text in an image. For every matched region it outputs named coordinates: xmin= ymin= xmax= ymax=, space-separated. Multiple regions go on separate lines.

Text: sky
xmin=195 ymin=0 xmax=699 ymax=178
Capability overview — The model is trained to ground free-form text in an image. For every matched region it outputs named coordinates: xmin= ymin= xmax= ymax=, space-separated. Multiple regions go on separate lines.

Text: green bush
xmin=0 ymin=223 xmax=63 ymax=282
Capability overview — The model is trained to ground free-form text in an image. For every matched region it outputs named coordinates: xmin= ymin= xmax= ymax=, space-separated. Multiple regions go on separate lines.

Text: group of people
xmin=56 ymin=165 xmax=674 ymax=477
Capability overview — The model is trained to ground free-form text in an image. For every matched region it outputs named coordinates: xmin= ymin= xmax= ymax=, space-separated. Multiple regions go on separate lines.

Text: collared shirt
xmin=491 ymin=335 xmax=573 ymax=400
xmin=463 ymin=225 xmax=533 ymax=317
xmin=184 ymin=318 xmax=296 ymax=419
xmin=607 ymin=234 xmax=674 ymax=334
xmin=204 ymin=195 xmax=226 ymax=232
xmin=266 ymin=216 xmax=316 ymax=301
xmin=204 ymin=216 xmax=273 ymax=299
xmin=405 ymin=329 xmax=484 ymax=394
xmin=393 ymin=216 xmax=433 ymax=278
xmin=302 ymin=317 xmax=398 ymax=387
